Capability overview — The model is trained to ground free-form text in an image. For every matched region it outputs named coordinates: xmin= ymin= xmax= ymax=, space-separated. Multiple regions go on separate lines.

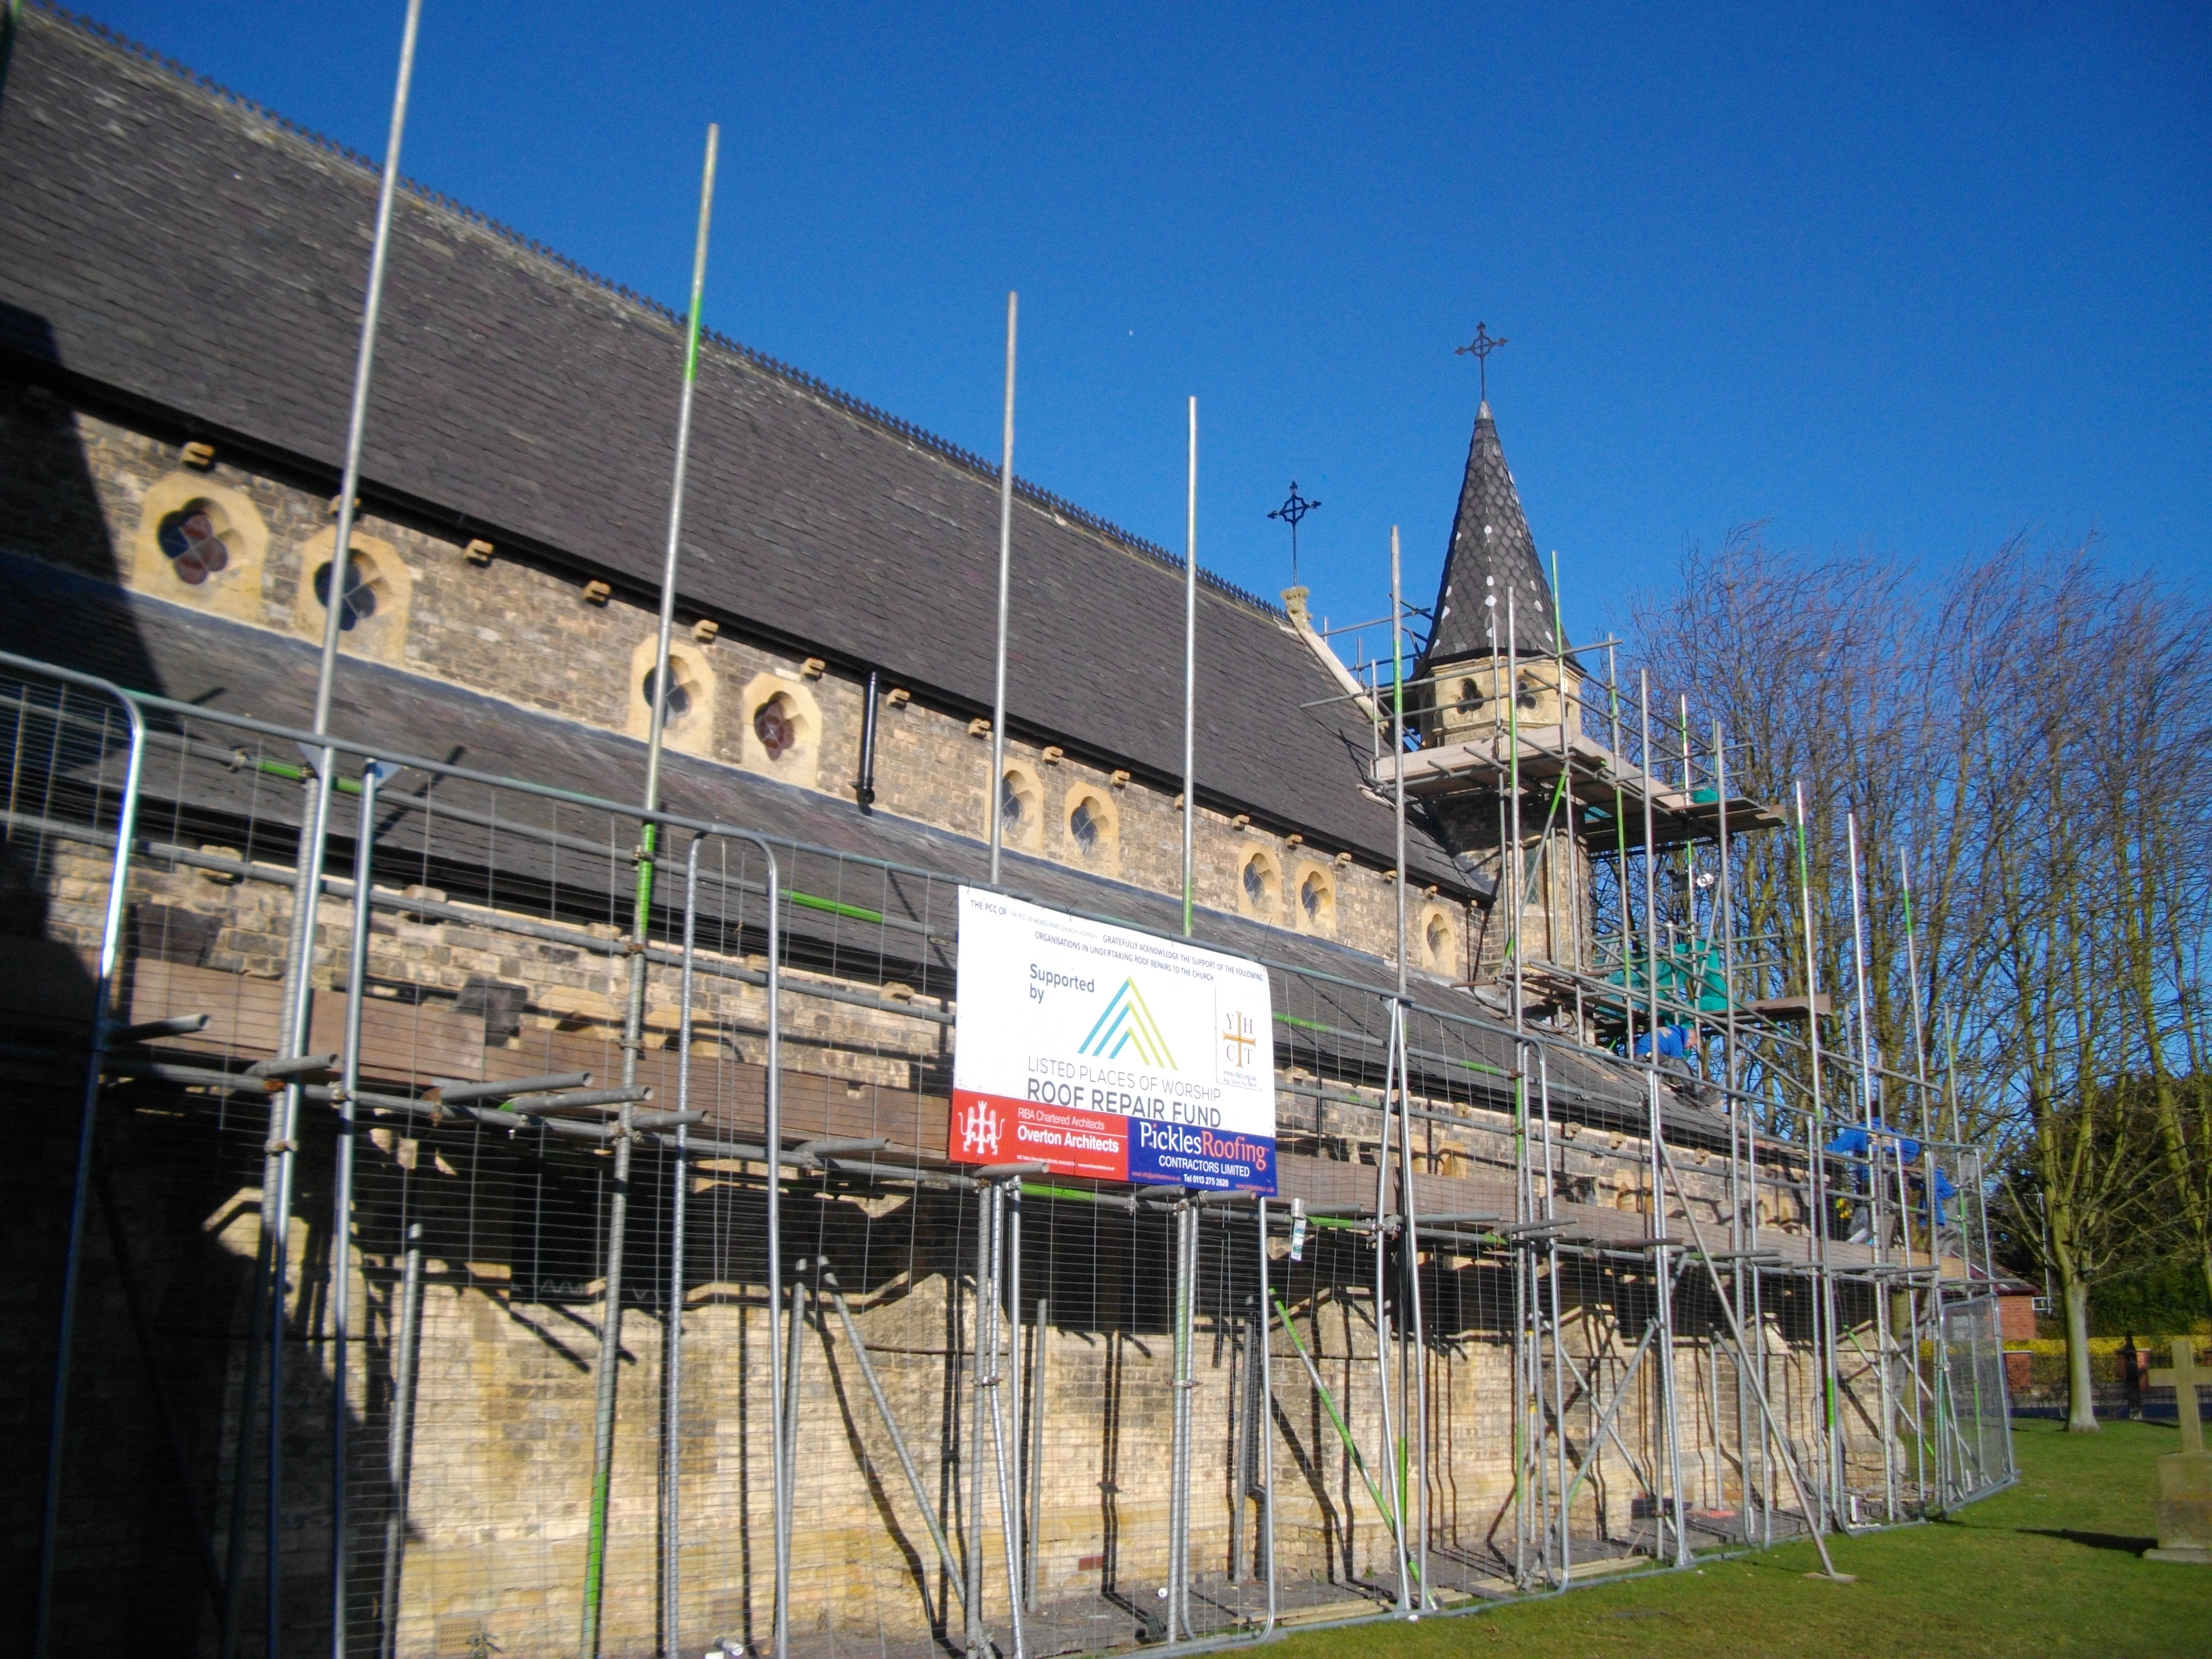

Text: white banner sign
xmin=949 ymin=888 xmax=1276 ymax=1193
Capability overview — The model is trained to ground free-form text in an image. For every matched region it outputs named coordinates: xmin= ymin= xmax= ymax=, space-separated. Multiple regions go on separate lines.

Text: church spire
xmin=1418 ymin=400 xmax=1560 ymax=670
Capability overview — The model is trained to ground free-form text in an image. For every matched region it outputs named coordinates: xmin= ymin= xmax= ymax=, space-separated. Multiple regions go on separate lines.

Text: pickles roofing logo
xmin=1078 ymin=977 xmax=1176 ymax=1068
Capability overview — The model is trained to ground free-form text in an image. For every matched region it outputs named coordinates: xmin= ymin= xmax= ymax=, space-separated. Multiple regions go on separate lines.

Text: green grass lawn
xmin=1274 ymin=1418 xmax=2211 ymax=1659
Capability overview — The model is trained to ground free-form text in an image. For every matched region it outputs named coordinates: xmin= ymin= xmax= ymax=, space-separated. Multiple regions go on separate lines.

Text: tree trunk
xmin=2060 ymin=1272 xmax=2099 ymax=1433
xmin=2142 ymin=1071 xmax=2212 ymax=1341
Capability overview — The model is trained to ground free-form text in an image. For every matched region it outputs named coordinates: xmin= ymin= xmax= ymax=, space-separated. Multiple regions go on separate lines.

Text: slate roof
xmin=0 ymin=8 xmax=1463 ymax=888
xmin=0 ymin=551 xmax=1717 ymax=1137
xmin=1416 ymin=401 xmax=1561 ymax=669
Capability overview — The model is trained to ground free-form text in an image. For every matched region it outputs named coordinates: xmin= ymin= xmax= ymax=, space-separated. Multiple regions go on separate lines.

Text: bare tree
xmin=1632 ymin=531 xmax=2211 ymax=1428
xmin=2083 ymin=583 xmax=2212 ymax=1312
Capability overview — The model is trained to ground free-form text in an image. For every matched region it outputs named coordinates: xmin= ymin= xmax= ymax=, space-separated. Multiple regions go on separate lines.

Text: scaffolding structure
xmin=4 ymin=625 xmax=2014 ymax=1659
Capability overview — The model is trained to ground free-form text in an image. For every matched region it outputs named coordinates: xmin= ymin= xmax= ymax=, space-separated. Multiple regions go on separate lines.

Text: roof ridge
xmin=35 ymin=2 xmax=1285 ymax=623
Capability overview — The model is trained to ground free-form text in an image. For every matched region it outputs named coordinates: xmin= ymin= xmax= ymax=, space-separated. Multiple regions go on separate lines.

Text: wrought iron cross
xmin=1456 ymin=321 xmax=1508 ymax=402
xmin=1269 ymin=481 xmax=1321 ymax=586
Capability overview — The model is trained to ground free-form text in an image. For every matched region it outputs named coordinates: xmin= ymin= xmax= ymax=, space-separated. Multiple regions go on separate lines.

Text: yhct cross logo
xmin=1222 ymin=1010 xmax=1257 ymax=1067
xmin=956 ymin=1096 xmax=1006 ymax=1161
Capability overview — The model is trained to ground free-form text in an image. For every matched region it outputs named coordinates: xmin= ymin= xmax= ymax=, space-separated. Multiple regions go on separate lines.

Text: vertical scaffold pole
xmin=1025 ymin=1293 xmax=1046 ymax=1612
xmin=276 ymin=23 xmax=424 ymax=1601
xmin=966 ymin=1185 xmax=989 ymax=1658
xmin=378 ymin=1219 xmax=426 ymax=1659
xmin=1389 ymin=527 xmax=1430 ymax=1612
xmin=1372 ymin=1020 xmax=1410 ymax=1617
xmin=985 ymin=1181 xmax=1027 ymax=1659
xmin=1394 ymin=1009 xmax=1432 ymax=1612
xmin=585 ymin=119 xmax=719 ymax=1659
xmin=987 ymin=293 xmax=1018 ymax=885
xmin=1256 ymin=1198 xmax=1278 ymax=1637
xmin=331 ymin=759 xmax=386 ymax=1658
xmin=782 ymin=1264 xmax=807 ymax=1573
xmin=1714 ymin=722 xmax=1766 ymax=1546
xmin=1005 ymin=1183 xmax=1025 ymax=1626
xmin=309 ymin=0 xmax=423 ymax=743
xmin=266 ymin=750 xmax=335 ymax=1653
xmin=1182 ymin=397 xmax=1197 ymax=936
xmin=1843 ymin=811 xmax=1897 ymax=1520
xmin=1168 ymin=1194 xmax=1195 ymax=1638
xmin=1538 ymin=1050 xmax=1572 ymax=1583
xmin=1605 ymin=643 xmax=1634 ymax=1065
xmin=1638 ymin=672 xmax=1689 ymax=1567
xmin=763 ymin=852 xmax=789 ymax=1654
xmin=662 ymin=834 xmax=711 ymax=1653
xmin=1506 ymin=592 xmax=1524 ymax=1022
xmin=1504 ymin=590 xmax=1538 ymax=1587
xmin=1900 ymin=846 xmax=1937 ymax=1509
xmin=1793 ymin=781 xmax=1841 ymax=1529
xmin=29 ymin=663 xmax=147 ymax=1659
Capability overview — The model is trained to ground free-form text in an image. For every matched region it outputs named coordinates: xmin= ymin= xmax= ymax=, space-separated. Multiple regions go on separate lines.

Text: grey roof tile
xmin=1417 ymin=401 xmax=1561 ymax=668
xmin=0 ymin=10 xmax=1466 ymax=886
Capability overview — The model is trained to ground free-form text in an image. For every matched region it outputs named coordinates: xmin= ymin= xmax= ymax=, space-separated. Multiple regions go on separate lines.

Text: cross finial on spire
xmin=1269 ymin=480 xmax=1322 ymax=586
xmin=1455 ymin=321 xmax=1508 ymax=403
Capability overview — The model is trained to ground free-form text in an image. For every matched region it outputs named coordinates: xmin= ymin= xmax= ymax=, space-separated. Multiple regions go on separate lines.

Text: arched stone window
xmin=997 ymin=761 xmax=1044 ymax=848
xmin=642 ymin=668 xmax=690 ymax=723
xmin=292 ymin=525 xmax=412 ymax=663
xmin=313 ymin=557 xmax=377 ymax=629
xmin=1061 ymin=783 xmax=1119 ymax=868
xmin=626 ymin=638 xmax=718 ymax=758
xmin=1422 ymin=905 xmax=1458 ymax=976
xmin=1295 ymin=866 xmax=1337 ymax=933
xmin=131 ymin=474 xmax=269 ymax=624
xmin=736 ymin=671 xmax=823 ymax=788
xmin=1454 ymin=678 xmax=1485 ymax=716
xmin=756 ymin=697 xmax=796 ymax=755
xmin=156 ymin=504 xmax=233 ymax=584
xmin=1239 ymin=850 xmax=1282 ymax=922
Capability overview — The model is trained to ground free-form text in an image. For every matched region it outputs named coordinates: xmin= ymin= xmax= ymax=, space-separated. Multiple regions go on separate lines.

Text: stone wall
xmin=1 ymin=813 xmax=1919 ymax=1657
xmin=5 ymin=388 xmax=1481 ymax=982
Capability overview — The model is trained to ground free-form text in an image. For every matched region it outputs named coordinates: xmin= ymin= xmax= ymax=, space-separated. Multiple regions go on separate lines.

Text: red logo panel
xmin=949 ymin=1091 xmax=1128 ymax=1181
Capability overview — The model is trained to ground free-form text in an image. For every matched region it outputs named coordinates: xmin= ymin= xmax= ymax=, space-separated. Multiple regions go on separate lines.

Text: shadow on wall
xmin=0 ymin=306 xmax=257 ymax=1652
xmin=0 ymin=303 xmax=168 ymax=685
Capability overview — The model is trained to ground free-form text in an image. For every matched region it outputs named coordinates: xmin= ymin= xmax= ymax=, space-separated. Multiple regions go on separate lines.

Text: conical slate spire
xmin=1418 ymin=401 xmax=1560 ymax=669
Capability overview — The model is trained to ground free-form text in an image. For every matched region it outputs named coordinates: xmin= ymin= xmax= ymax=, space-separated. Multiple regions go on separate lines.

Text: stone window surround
xmin=625 ymin=635 xmax=718 ymax=757
xmin=1061 ymin=779 xmax=1119 ymax=868
xmin=81 ymin=426 xmax=1464 ymax=960
xmin=1419 ymin=901 xmax=1459 ymax=977
xmin=292 ymin=524 xmax=413 ymax=665
xmin=130 ymin=471 xmax=270 ymax=626
xmin=736 ymin=669 xmax=822 ymax=789
xmin=1290 ymin=861 xmax=1338 ymax=934
xmin=1426 ymin=657 xmax=1580 ymax=743
xmin=1239 ymin=846 xmax=1283 ymax=922
xmin=998 ymin=759 xmax=1045 ymax=849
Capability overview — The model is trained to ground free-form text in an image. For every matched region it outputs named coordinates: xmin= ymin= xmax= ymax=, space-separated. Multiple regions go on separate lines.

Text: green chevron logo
xmin=1078 ymin=977 xmax=1176 ymax=1068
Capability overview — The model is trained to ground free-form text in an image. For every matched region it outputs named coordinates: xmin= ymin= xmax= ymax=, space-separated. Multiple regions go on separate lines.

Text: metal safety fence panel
xmin=2 ymin=657 xmax=147 ymax=1659
xmin=4 ymin=651 xmax=2017 ymax=1659
xmin=1937 ymin=1292 xmax=2012 ymax=1506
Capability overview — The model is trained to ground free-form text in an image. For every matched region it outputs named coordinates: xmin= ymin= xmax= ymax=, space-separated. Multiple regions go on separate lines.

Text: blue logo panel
xmin=1126 ymin=1118 xmax=1278 ymax=1195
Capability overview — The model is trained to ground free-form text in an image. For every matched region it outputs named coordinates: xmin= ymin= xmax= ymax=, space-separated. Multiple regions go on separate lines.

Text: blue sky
xmin=84 ymin=2 xmax=2211 ymax=658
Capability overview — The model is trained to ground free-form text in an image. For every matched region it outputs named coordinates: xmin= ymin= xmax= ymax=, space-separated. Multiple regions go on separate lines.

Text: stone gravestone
xmin=2144 ymin=1337 xmax=2211 ymax=1565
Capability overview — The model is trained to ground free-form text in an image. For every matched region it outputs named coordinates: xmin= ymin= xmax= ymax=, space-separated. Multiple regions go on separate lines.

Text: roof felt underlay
xmin=1419 ymin=402 xmax=1561 ymax=668
xmin=0 ymin=12 xmax=1458 ymax=886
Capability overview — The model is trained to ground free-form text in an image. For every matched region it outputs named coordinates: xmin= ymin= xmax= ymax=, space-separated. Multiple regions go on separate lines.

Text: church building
xmin=1 ymin=13 xmax=1997 ymax=1659
xmin=0 ymin=8 xmax=1545 ymax=988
